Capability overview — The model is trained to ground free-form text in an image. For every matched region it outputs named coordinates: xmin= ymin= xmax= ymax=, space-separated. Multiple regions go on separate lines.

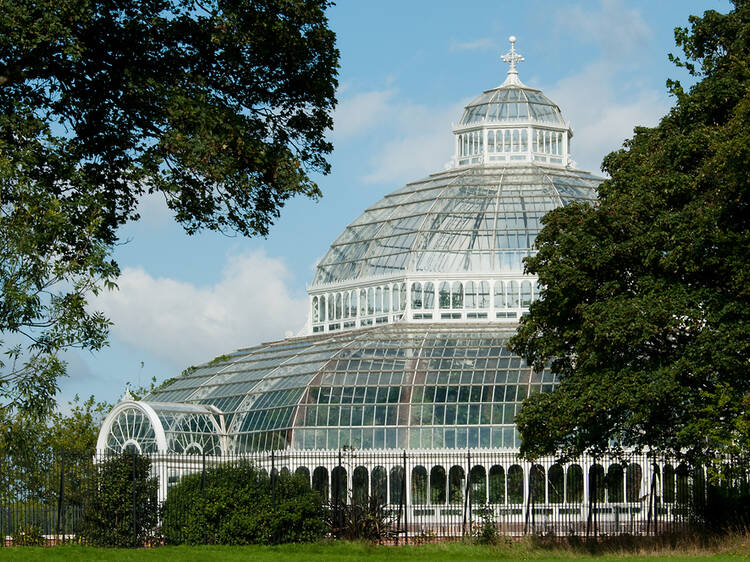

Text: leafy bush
xmin=326 ymin=496 xmax=395 ymax=542
xmin=80 ymin=452 xmax=158 ymax=547
xmin=11 ymin=524 xmax=45 ymax=546
xmin=162 ymin=462 xmax=325 ymax=545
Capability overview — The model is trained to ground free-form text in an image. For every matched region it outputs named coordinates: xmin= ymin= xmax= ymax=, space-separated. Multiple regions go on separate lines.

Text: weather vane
xmin=501 ymin=36 xmax=524 ymax=75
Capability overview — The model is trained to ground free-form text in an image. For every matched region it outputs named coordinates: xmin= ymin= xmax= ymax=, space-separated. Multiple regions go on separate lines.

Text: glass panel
xmin=607 ymin=464 xmax=624 ymax=502
xmin=411 ymin=282 xmax=422 ymax=309
xmin=423 ymin=282 xmax=435 ymax=309
xmin=489 ymin=465 xmax=505 ymax=503
xmin=567 ymin=464 xmax=584 ymax=503
xmin=479 ymin=281 xmax=490 ymax=309
xmin=451 ymin=282 xmax=463 ymax=309
xmin=383 ymin=286 xmax=390 ymax=313
xmin=548 ymin=464 xmax=564 ymax=504
xmin=312 ymin=297 xmax=319 ymax=323
xmin=367 ymin=288 xmax=374 ymax=315
xmin=439 ymin=282 xmax=451 ymax=309
xmin=335 ymin=293 xmax=342 ymax=320
xmin=430 ymin=465 xmax=446 ymax=504
xmin=320 ymin=296 xmax=326 ymax=322
xmin=375 ymin=287 xmax=382 ymax=314
xmin=494 ymin=281 xmax=505 ymax=308
xmin=521 ymin=281 xmax=532 ymax=307
xmin=465 ymin=281 xmax=476 ymax=309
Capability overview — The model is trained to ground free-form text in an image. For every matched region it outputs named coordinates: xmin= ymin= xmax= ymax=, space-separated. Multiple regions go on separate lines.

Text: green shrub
xmin=162 ymin=462 xmax=325 ymax=545
xmin=80 ymin=452 xmax=159 ymax=547
xmin=326 ymin=496 xmax=395 ymax=542
xmin=11 ymin=524 xmax=46 ymax=546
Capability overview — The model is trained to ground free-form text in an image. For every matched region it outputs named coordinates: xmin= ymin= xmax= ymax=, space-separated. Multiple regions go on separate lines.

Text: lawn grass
xmin=1 ymin=537 xmax=749 ymax=562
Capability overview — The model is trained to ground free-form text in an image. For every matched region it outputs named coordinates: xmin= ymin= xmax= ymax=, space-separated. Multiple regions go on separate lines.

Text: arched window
xmin=489 ymin=465 xmax=505 ymax=503
xmin=548 ymin=464 xmax=564 ymax=504
xmin=478 ymin=281 xmax=490 ymax=309
xmin=375 ymin=287 xmax=382 ymax=314
xmin=423 ymin=282 xmax=435 ymax=309
xmin=392 ymin=285 xmax=400 ymax=311
xmin=411 ymin=465 xmax=428 ymax=504
xmin=335 ymin=293 xmax=342 ymax=320
xmin=488 ymin=130 xmax=496 ymax=152
xmin=430 ymin=465 xmax=446 ymax=504
xmin=512 ymin=129 xmax=519 ymax=152
xmin=531 ymin=464 xmax=545 ymax=504
xmin=312 ymin=297 xmax=319 ymax=323
xmin=390 ymin=466 xmax=405 ymax=504
xmin=470 ymin=465 xmax=487 ymax=504
xmin=351 ymin=290 xmax=358 ymax=317
xmin=411 ymin=282 xmax=422 ymax=309
xmin=383 ymin=286 xmax=390 ymax=313
xmin=367 ymin=288 xmax=374 ymax=315
xmin=343 ymin=292 xmax=350 ymax=319
xmin=400 ymin=283 xmax=406 ymax=310
xmin=451 ymin=281 xmax=463 ymax=309
xmin=320 ymin=296 xmax=326 ymax=322
xmin=566 ymin=464 xmax=584 ymax=503
xmin=353 ymin=466 xmax=368 ymax=506
xmin=439 ymin=282 xmax=451 ymax=309
xmin=449 ymin=465 xmax=465 ymax=504
xmin=521 ymin=129 xmax=528 ymax=152
xmin=331 ymin=466 xmax=347 ymax=504
xmin=504 ymin=130 xmax=511 ymax=152
xmin=508 ymin=280 xmax=519 ymax=307
xmin=464 ymin=281 xmax=476 ymax=308
xmin=626 ymin=463 xmax=642 ymax=502
xmin=312 ymin=466 xmax=329 ymax=501
xmin=494 ymin=281 xmax=505 ymax=308
xmin=663 ymin=464 xmax=675 ymax=503
xmin=589 ymin=464 xmax=605 ymax=503
xmin=507 ymin=464 xmax=524 ymax=503
xmin=676 ymin=464 xmax=690 ymax=504
xmin=295 ymin=466 xmax=310 ymax=486
xmin=372 ymin=466 xmax=387 ymax=505
xmin=520 ymin=280 xmax=532 ymax=307
xmin=557 ymin=132 xmax=563 ymax=155
xmin=328 ymin=294 xmax=335 ymax=322
xmin=607 ymin=464 xmax=624 ymax=503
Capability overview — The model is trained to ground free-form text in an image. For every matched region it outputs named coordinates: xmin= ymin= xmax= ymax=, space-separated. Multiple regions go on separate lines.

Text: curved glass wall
xmin=459 ymin=87 xmax=565 ymax=126
xmin=138 ymin=324 xmax=556 ymax=452
xmin=312 ymin=166 xmax=599 ymax=286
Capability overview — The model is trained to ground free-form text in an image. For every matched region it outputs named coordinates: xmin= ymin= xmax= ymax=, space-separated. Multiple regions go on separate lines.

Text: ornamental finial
xmin=501 ymin=36 xmax=525 ymax=86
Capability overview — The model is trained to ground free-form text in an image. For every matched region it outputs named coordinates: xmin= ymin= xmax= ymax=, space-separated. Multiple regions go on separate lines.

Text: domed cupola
xmin=452 ymin=37 xmax=573 ymax=168
xmin=307 ymin=37 xmax=599 ymax=336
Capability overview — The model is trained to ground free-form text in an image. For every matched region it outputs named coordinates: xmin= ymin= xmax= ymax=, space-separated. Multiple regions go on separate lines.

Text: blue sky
xmin=59 ymin=0 xmax=731 ymax=408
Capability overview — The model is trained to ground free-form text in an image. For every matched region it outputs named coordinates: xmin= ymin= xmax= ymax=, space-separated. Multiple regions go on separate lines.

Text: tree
xmin=510 ymin=1 xmax=750 ymax=469
xmin=0 ymin=0 xmax=339 ymax=412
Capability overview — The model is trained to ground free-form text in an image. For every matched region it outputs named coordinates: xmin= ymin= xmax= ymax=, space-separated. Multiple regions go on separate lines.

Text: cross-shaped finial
xmin=501 ymin=36 xmax=524 ymax=75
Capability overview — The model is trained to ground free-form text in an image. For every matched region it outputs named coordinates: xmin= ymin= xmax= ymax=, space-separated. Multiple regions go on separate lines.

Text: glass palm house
xmin=97 ymin=41 xmax=679 ymax=528
xmin=99 ymin=38 xmax=602 ymax=455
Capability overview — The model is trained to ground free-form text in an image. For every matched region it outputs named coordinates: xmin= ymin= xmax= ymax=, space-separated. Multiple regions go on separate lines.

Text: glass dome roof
xmin=140 ymin=323 xmax=555 ymax=452
xmin=458 ymin=86 xmax=565 ymax=126
xmin=312 ymin=166 xmax=599 ymax=287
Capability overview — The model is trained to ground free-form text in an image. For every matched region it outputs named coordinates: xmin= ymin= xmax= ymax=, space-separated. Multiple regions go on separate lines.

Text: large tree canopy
xmin=0 ymin=0 xmax=338 ymax=413
xmin=511 ymin=1 xmax=750 ymax=468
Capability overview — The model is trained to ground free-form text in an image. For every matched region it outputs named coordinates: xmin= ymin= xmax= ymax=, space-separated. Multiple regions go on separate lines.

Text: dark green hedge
xmin=80 ymin=452 xmax=158 ymax=547
xmin=162 ymin=462 xmax=325 ymax=545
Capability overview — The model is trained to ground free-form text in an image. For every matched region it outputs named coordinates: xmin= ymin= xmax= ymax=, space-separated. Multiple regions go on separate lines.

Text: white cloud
xmin=92 ymin=251 xmax=307 ymax=369
xmin=335 ymin=87 xmax=464 ymax=185
xmin=548 ymin=61 xmax=669 ymax=174
xmin=449 ymin=38 xmax=496 ymax=52
xmin=332 ymin=89 xmax=396 ymax=139
xmin=557 ymin=0 xmax=651 ymax=59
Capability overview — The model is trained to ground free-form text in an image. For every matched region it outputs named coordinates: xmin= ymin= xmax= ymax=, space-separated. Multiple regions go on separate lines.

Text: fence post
xmin=56 ymin=451 xmax=65 ymax=544
xmin=403 ymin=450 xmax=408 ymax=545
xmin=271 ymin=450 xmax=276 ymax=509
xmin=202 ymin=450 xmax=207 ymax=545
xmin=131 ymin=448 xmax=137 ymax=548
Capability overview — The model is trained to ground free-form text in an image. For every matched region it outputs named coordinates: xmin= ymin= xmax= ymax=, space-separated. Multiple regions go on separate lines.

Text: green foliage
xmin=10 ymin=524 xmax=45 ymax=546
xmin=0 ymin=394 xmax=110 ymax=504
xmin=326 ymin=496 xmax=395 ymax=543
xmin=162 ymin=462 xmax=325 ymax=545
xmin=80 ymin=452 xmax=159 ymax=547
xmin=472 ymin=507 xmax=503 ymax=546
xmin=510 ymin=1 xmax=750 ymax=469
xmin=0 ymin=0 xmax=338 ymax=412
